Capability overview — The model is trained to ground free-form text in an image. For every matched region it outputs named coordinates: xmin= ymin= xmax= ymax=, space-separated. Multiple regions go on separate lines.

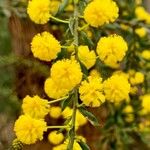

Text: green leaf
xmin=80 ymin=31 xmax=94 ymax=48
xmin=78 ymin=140 xmax=91 ymax=150
xmin=69 ymin=17 xmax=75 ymax=35
xmin=79 ymin=61 xmax=89 ymax=76
xmin=61 ymin=95 xmax=73 ymax=111
xmin=78 ymin=107 xmax=99 ymax=126
xmin=57 ymin=0 xmax=69 ymax=14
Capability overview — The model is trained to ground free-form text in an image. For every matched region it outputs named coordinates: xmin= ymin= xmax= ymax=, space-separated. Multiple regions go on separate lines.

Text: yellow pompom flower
xmin=14 ymin=115 xmax=47 ymax=144
xmin=31 ymin=32 xmax=61 ymax=61
xmin=97 ymin=35 xmax=128 ymax=68
xmin=135 ymin=27 xmax=147 ymax=37
xmin=27 ymin=0 xmax=51 ymax=24
xmin=61 ymin=107 xmax=72 ymax=119
xmin=22 ymin=95 xmax=49 ymax=119
xmin=44 ymin=78 xmax=69 ymax=99
xmin=90 ymin=69 xmax=101 ymax=78
xmin=49 ymin=106 xmax=62 ymax=119
xmin=141 ymin=50 xmax=150 ymax=60
xmin=78 ymin=45 xmax=96 ymax=69
xmin=51 ymin=59 xmax=82 ymax=91
xmin=141 ymin=94 xmax=150 ymax=115
xmin=135 ymin=6 xmax=150 ymax=24
xmin=103 ymin=74 xmax=130 ymax=103
xmin=84 ymin=0 xmax=119 ymax=27
xmin=130 ymin=72 xmax=144 ymax=85
xmin=79 ymin=76 xmax=105 ymax=107
xmin=48 ymin=130 xmax=64 ymax=145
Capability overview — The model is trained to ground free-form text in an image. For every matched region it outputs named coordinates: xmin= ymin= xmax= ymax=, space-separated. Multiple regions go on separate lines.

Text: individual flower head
xmin=84 ymin=0 xmax=119 ymax=27
xmin=14 ymin=115 xmax=47 ymax=144
xmin=44 ymin=78 xmax=69 ymax=99
xmin=141 ymin=50 xmax=150 ymax=60
xmin=96 ymin=35 xmax=128 ymax=68
xmin=31 ymin=32 xmax=61 ymax=61
xmin=49 ymin=106 xmax=62 ymax=119
xmin=135 ymin=27 xmax=147 ymax=37
xmin=123 ymin=105 xmax=134 ymax=122
xmin=50 ymin=0 xmax=61 ymax=15
xmin=141 ymin=94 xmax=150 ymax=115
xmin=103 ymin=74 xmax=130 ymax=103
xmin=135 ymin=6 xmax=150 ymax=24
xmin=51 ymin=59 xmax=83 ymax=91
xmin=27 ymin=0 xmax=51 ymax=24
xmin=79 ymin=76 xmax=105 ymax=107
xmin=78 ymin=45 xmax=96 ymax=69
xmin=129 ymin=72 xmax=145 ymax=85
xmin=48 ymin=130 xmax=64 ymax=145
xmin=22 ymin=95 xmax=49 ymax=119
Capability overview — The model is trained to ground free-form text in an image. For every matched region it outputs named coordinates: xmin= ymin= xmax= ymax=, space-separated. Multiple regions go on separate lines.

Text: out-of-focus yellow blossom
xmin=49 ymin=106 xmax=62 ymax=119
xmin=53 ymin=139 xmax=82 ymax=150
xmin=50 ymin=0 xmax=60 ymax=15
xmin=14 ymin=115 xmax=47 ymax=144
xmin=97 ymin=35 xmax=128 ymax=68
xmin=135 ymin=27 xmax=147 ymax=37
xmin=141 ymin=50 xmax=150 ymax=60
xmin=90 ymin=69 xmax=101 ymax=78
xmin=48 ymin=130 xmax=64 ymax=145
xmin=78 ymin=45 xmax=96 ymax=69
xmin=44 ymin=78 xmax=69 ymax=99
xmin=65 ymin=4 xmax=74 ymax=11
xmin=139 ymin=120 xmax=150 ymax=132
xmin=51 ymin=59 xmax=82 ymax=91
xmin=103 ymin=74 xmax=130 ymax=103
xmin=22 ymin=95 xmax=49 ymax=119
xmin=141 ymin=94 xmax=150 ymax=114
xmin=123 ymin=105 xmax=134 ymax=122
xmin=27 ymin=0 xmax=51 ymax=24
xmin=135 ymin=6 xmax=150 ymax=24
xmin=31 ymin=32 xmax=61 ymax=61
xmin=84 ymin=0 xmax=119 ymax=27
xmin=120 ymin=24 xmax=130 ymax=31
xmin=135 ymin=0 xmax=142 ymax=5
xmin=79 ymin=76 xmax=105 ymax=107
xmin=130 ymin=72 xmax=144 ymax=85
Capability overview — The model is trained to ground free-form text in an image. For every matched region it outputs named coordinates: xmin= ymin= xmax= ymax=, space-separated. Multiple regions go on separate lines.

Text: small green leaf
xmin=78 ymin=140 xmax=91 ymax=150
xmin=61 ymin=95 xmax=73 ymax=111
xmin=57 ymin=0 xmax=69 ymax=14
xmin=78 ymin=107 xmax=99 ymax=126
xmin=69 ymin=17 xmax=75 ymax=35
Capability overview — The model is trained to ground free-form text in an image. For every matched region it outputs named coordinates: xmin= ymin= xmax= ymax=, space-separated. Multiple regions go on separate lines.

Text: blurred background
xmin=0 ymin=0 xmax=150 ymax=150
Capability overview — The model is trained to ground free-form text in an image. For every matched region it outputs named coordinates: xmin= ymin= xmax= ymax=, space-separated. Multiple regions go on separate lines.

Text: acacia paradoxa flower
xmin=31 ymin=32 xmax=61 ymax=61
xmin=27 ymin=0 xmax=51 ymax=24
xmin=22 ymin=95 xmax=49 ymax=119
xmin=84 ymin=0 xmax=119 ymax=27
xmin=14 ymin=115 xmax=47 ymax=144
xmin=96 ymin=35 xmax=128 ymax=68
xmin=103 ymin=74 xmax=130 ymax=103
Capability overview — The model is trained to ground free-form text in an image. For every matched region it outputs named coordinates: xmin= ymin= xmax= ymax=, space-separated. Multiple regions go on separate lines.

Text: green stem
xmin=78 ymin=24 xmax=89 ymax=31
xmin=47 ymin=125 xmax=68 ymax=129
xmin=48 ymin=95 xmax=69 ymax=104
xmin=51 ymin=16 xmax=69 ymax=24
xmin=67 ymin=89 xmax=78 ymax=150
